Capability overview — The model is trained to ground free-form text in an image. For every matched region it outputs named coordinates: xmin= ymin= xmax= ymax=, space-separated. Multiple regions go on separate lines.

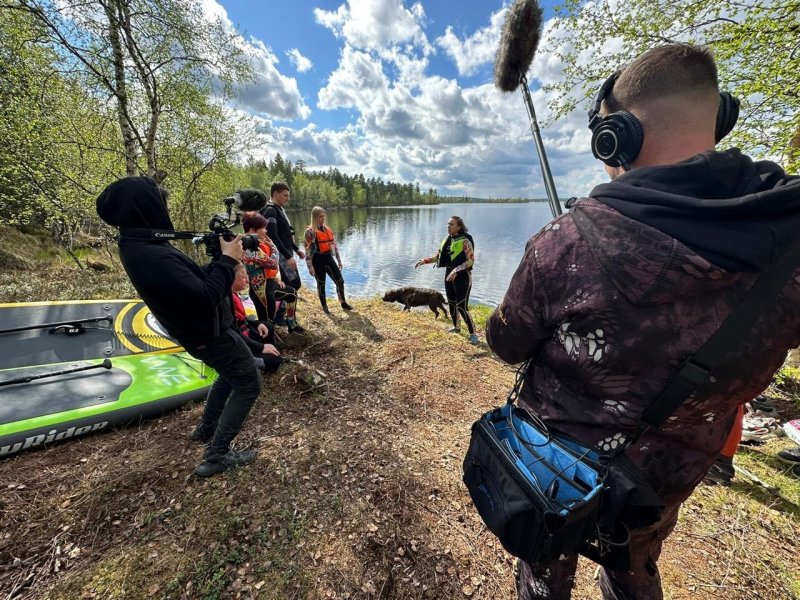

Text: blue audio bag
xmin=463 ymin=402 xmax=606 ymax=563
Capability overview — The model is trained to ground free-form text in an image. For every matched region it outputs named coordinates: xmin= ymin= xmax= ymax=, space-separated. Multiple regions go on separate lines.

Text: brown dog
xmin=382 ymin=286 xmax=448 ymax=318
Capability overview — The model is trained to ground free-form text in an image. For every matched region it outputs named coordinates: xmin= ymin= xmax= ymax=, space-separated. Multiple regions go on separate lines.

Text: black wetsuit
xmin=437 ymin=234 xmax=475 ymax=335
xmin=305 ymin=225 xmax=348 ymax=312
xmin=260 ymin=203 xmax=302 ymax=289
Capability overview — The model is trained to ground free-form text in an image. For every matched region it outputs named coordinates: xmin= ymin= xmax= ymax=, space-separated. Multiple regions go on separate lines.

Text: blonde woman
xmin=304 ymin=206 xmax=352 ymax=313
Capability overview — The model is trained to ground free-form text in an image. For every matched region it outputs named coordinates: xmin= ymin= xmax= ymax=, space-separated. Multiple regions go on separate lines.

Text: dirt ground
xmin=1 ymin=261 xmax=799 ymax=599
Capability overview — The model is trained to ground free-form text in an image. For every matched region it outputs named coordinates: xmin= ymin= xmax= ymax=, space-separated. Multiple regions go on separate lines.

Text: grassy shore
xmin=1 ymin=228 xmax=799 ymax=599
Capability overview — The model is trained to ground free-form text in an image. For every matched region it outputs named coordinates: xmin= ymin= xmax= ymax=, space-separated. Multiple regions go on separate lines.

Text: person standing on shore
xmin=486 ymin=44 xmax=800 ymax=599
xmin=415 ymin=216 xmax=478 ymax=345
xmin=242 ymin=213 xmax=304 ymax=334
xmin=260 ymin=182 xmax=304 ymax=291
xmin=304 ymin=206 xmax=353 ymax=314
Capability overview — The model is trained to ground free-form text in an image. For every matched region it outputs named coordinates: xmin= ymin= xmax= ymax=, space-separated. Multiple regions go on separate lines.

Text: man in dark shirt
xmin=96 ymin=176 xmax=262 ymax=478
xmin=487 ymin=44 xmax=800 ymax=599
xmin=260 ymin=182 xmax=304 ymax=290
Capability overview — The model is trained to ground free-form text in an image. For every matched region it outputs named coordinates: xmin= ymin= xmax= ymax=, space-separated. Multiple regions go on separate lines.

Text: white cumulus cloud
xmin=201 ymin=0 xmax=310 ymax=120
xmin=435 ymin=6 xmax=506 ymax=77
xmin=238 ymin=1 xmax=610 ymax=198
xmin=314 ymin=0 xmax=430 ymax=52
xmin=286 ymin=48 xmax=313 ymax=73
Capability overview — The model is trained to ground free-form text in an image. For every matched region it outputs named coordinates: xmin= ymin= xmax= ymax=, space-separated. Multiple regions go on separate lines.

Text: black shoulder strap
xmin=640 ymin=240 xmax=800 ymax=428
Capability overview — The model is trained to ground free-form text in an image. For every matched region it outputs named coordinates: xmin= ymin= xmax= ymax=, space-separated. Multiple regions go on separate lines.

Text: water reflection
xmin=287 ymin=203 xmax=554 ymax=307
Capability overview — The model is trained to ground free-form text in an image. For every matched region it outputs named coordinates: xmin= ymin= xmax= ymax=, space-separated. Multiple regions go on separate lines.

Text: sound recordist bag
xmin=464 ymin=239 xmax=800 ymax=567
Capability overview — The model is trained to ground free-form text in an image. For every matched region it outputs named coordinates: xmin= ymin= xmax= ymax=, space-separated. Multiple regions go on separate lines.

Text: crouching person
xmin=231 ymin=262 xmax=284 ymax=373
xmin=96 ymin=176 xmax=261 ymax=478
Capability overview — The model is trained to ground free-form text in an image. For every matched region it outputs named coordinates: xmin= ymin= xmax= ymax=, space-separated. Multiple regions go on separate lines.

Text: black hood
xmin=588 ymin=149 xmax=800 ymax=272
xmin=96 ymin=176 xmax=174 ymax=231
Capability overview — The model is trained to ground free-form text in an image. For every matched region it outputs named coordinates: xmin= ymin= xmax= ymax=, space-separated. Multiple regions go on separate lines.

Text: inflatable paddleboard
xmin=0 ymin=299 xmax=180 ymax=370
xmin=0 ymin=352 xmax=214 ymax=458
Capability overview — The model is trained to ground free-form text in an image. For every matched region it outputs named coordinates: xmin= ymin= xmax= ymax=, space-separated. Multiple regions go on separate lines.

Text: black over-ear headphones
xmin=587 ymin=72 xmax=741 ymax=169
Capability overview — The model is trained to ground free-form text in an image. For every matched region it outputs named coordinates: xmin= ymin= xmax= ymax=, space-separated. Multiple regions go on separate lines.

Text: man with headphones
xmin=487 ymin=44 xmax=800 ymax=599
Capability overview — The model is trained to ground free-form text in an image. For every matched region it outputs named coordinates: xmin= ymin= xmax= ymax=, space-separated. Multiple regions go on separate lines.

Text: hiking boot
xmin=189 ymin=422 xmax=215 ymax=443
xmin=273 ymin=315 xmax=288 ymax=327
xmin=469 ymin=333 xmax=479 ymax=345
xmin=194 ymin=448 xmax=257 ymax=478
xmin=287 ymin=320 xmax=305 ymax=333
xmin=776 ymin=446 xmax=800 ymax=465
xmin=791 ymin=464 xmax=800 ymax=479
xmin=341 ymin=301 xmax=353 ymax=311
xmin=748 ymin=396 xmax=781 ymax=419
xmin=703 ymin=456 xmax=734 ymax=486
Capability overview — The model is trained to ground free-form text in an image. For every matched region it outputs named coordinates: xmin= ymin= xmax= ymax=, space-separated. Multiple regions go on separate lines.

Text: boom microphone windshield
xmin=228 ymin=189 xmax=268 ymax=212
xmin=494 ymin=0 xmax=561 ymax=217
xmin=494 ymin=0 xmax=543 ymax=92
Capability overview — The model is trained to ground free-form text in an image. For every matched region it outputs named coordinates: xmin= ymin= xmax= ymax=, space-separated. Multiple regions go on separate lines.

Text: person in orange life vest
xmin=304 ymin=206 xmax=353 ymax=314
xmin=231 ymin=263 xmax=284 ymax=373
xmin=241 ymin=213 xmax=304 ymax=334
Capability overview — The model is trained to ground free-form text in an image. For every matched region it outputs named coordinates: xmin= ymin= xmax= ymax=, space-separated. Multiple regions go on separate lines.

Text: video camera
xmin=192 ymin=192 xmax=265 ymax=261
xmin=122 ymin=189 xmax=268 ymax=262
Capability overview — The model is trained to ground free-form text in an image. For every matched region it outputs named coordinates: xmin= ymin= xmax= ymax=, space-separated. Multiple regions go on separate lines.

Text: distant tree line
xmin=241 ymin=154 xmax=440 ymax=209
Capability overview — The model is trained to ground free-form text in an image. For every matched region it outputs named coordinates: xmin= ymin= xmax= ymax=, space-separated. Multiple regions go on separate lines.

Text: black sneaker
xmin=776 ymin=446 xmax=800 ymax=465
xmin=341 ymin=301 xmax=353 ymax=311
xmin=273 ymin=316 xmax=288 ymax=327
xmin=703 ymin=457 xmax=734 ymax=486
xmin=189 ymin=423 xmax=215 ymax=443
xmin=194 ymin=448 xmax=257 ymax=478
xmin=288 ymin=322 xmax=305 ymax=333
xmin=791 ymin=464 xmax=800 ymax=479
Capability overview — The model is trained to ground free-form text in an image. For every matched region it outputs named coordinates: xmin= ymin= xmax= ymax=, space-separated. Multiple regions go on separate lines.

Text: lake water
xmin=286 ymin=203 xmax=556 ymax=307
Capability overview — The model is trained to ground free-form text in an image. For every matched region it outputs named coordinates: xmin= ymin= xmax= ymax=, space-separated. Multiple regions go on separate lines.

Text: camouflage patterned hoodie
xmin=487 ymin=149 xmax=800 ymax=506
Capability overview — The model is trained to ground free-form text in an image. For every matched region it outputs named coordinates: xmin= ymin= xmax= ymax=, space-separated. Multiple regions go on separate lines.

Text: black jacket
xmin=588 ymin=148 xmax=800 ymax=272
xmin=260 ymin=203 xmax=298 ymax=260
xmin=96 ymin=176 xmax=237 ymax=346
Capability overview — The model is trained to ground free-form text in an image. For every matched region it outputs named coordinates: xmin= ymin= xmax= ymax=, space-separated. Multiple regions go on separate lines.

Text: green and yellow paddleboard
xmin=0 ymin=300 xmax=215 ymax=458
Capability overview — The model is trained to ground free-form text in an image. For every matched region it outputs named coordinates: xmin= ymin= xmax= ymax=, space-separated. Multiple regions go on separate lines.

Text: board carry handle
xmin=0 ymin=315 xmax=113 ymax=335
xmin=0 ymin=359 xmax=113 ymax=387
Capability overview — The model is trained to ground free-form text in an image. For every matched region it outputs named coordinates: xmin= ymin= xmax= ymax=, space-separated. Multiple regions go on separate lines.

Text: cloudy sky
xmin=211 ymin=0 xmax=607 ymax=199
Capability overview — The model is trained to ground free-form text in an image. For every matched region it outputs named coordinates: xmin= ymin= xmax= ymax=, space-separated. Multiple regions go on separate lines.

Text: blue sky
xmin=206 ymin=0 xmax=605 ymax=198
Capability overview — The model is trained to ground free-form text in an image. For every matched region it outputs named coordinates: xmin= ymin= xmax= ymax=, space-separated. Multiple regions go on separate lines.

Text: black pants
xmin=239 ymin=321 xmax=283 ymax=373
xmin=516 ymin=502 xmax=680 ymax=599
xmin=252 ymin=281 xmax=298 ymax=321
xmin=311 ymin=252 xmax=346 ymax=310
xmin=250 ymin=284 xmax=269 ymax=322
xmin=184 ymin=330 xmax=262 ymax=460
xmin=444 ymin=270 xmax=474 ymax=334
xmin=266 ymin=279 xmax=298 ymax=321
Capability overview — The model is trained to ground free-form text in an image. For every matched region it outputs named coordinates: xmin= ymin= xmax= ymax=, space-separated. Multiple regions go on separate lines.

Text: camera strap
xmin=118 ymin=228 xmax=198 ymax=241
xmin=638 ymin=238 xmax=800 ymax=432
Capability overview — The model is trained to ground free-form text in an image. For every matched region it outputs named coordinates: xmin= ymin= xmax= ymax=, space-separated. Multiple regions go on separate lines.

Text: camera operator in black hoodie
xmin=96 ymin=176 xmax=261 ymax=478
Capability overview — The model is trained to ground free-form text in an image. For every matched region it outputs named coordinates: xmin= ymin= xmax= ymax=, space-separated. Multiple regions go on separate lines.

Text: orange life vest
xmin=260 ymin=241 xmax=279 ymax=279
xmin=314 ymin=226 xmax=335 ymax=254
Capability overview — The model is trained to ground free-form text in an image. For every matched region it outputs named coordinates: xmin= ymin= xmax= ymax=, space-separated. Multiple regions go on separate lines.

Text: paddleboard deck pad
xmin=0 ymin=299 xmax=180 ymax=370
xmin=0 ymin=352 xmax=214 ymax=458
